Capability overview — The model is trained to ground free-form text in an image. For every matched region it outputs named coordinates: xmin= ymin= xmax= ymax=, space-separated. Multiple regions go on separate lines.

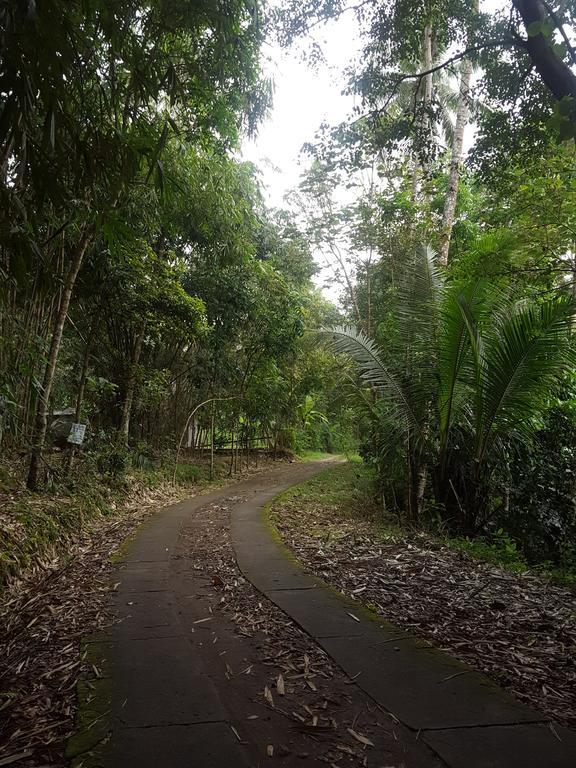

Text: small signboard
xmin=67 ymin=423 xmax=87 ymax=445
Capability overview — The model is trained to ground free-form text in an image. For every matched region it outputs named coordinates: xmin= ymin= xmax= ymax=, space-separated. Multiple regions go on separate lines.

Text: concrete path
xmin=77 ymin=461 xmax=345 ymax=768
xmin=230 ymin=465 xmax=576 ymax=768
xmin=74 ymin=461 xmax=576 ymax=768
xmin=85 ymin=481 xmax=258 ymax=768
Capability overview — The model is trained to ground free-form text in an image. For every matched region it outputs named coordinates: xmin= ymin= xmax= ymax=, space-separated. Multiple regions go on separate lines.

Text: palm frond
xmin=395 ymin=244 xmax=444 ymax=349
xmin=437 ymin=282 xmax=486 ymax=455
xmin=439 ymin=108 xmax=455 ymax=147
xmin=318 ymin=325 xmax=419 ymax=437
xmin=477 ymin=296 xmax=576 ymax=463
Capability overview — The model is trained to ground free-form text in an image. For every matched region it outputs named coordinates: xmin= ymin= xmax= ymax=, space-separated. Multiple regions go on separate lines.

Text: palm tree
xmin=321 ymin=247 xmax=575 ymax=531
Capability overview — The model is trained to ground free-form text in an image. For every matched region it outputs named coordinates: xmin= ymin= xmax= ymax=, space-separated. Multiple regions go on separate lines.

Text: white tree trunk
xmin=413 ymin=24 xmax=434 ymax=205
xmin=422 ymin=22 xmax=434 ymax=159
xmin=423 ymin=24 xmax=433 ymax=108
xmin=438 ymin=0 xmax=478 ymax=266
xmin=438 ymin=55 xmax=473 ymax=266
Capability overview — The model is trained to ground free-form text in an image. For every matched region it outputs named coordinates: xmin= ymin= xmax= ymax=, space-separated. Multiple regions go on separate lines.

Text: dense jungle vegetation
xmin=1 ymin=0 xmax=576 ymax=581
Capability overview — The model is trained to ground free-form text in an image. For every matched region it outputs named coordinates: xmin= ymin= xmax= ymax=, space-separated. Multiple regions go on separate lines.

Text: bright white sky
xmin=241 ymin=0 xmax=507 ymax=209
xmin=241 ymin=17 xmax=360 ymax=208
xmin=241 ymin=1 xmax=508 ymax=300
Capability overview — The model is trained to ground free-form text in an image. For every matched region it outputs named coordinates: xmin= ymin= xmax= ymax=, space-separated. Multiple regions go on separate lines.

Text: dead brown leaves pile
xmin=271 ymin=499 xmax=576 ymax=729
xmin=180 ymin=498 xmax=408 ymax=767
xmin=0 ymin=481 xmax=190 ymax=767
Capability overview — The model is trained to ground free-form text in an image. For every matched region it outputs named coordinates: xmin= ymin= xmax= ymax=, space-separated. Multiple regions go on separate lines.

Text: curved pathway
xmin=231 ymin=465 xmax=576 ymax=768
xmin=70 ymin=461 xmax=576 ymax=768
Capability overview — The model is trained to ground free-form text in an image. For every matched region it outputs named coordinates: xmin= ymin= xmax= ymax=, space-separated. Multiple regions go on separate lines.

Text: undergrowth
xmin=0 ymin=452 xmax=235 ymax=588
xmin=272 ymin=461 xmax=576 ymax=587
xmin=278 ymin=460 xmax=376 ymax=517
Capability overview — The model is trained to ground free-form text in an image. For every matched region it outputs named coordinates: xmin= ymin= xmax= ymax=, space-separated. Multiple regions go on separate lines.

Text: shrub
xmin=96 ymin=447 xmax=130 ymax=480
xmin=173 ymin=463 xmax=204 ymax=484
xmin=503 ymin=404 xmax=576 ymax=566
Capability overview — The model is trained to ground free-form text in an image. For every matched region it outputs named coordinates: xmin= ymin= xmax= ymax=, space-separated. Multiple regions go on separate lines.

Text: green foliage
xmin=173 ymin=463 xmax=205 ymax=484
xmin=3 ymin=0 xmax=575 ymax=592
xmin=274 ymin=462 xmax=379 ymax=520
xmin=280 ymin=0 xmax=576 ymax=175
xmin=322 ymin=247 xmax=576 ymax=531
xmin=504 ymin=401 xmax=576 ymax=566
xmin=450 ymin=531 xmax=528 ymax=573
xmin=96 ymin=447 xmax=130 ymax=481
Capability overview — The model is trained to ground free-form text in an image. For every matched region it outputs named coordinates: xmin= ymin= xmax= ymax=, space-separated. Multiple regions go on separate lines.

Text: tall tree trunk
xmin=411 ymin=24 xmax=434 ymax=209
xmin=209 ymin=402 xmax=215 ymax=481
xmin=416 ymin=464 xmax=428 ymax=516
xmin=27 ymin=230 xmax=92 ymax=490
xmin=513 ymin=0 xmax=576 ymax=101
xmin=423 ymin=24 xmax=433 ymax=109
xmin=438 ymin=56 xmax=473 ymax=266
xmin=438 ymin=1 xmax=477 ymax=266
xmin=65 ymin=308 xmax=101 ymax=473
xmin=118 ymin=320 xmax=146 ymax=445
xmin=234 ymin=420 xmax=240 ymax=473
xmin=229 ymin=430 xmax=235 ymax=476
xmin=410 ymin=154 xmax=421 ymax=205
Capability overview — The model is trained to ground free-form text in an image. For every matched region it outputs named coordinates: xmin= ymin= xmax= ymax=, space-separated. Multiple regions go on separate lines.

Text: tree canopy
xmin=1 ymin=0 xmax=576 ymax=571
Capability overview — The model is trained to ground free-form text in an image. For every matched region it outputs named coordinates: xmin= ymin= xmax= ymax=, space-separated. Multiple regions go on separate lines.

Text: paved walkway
xmin=72 ymin=462 xmax=576 ymax=767
xmin=231 ymin=467 xmax=576 ymax=768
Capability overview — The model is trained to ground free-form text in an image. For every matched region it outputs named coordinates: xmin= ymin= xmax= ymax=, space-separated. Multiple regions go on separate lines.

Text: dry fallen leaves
xmin=272 ymin=496 xmax=576 ymax=728
xmin=180 ymin=480 xmax=408 ymax=767
xmin=347 ymin=728 xmax=375 ymax=747
xmin=276 ymin=674 xmax=285 ymax=695
xmin=264 ymin=685 xmax=275 ymax=707
xmin=0 ymin=479 xmax=195 ymax=767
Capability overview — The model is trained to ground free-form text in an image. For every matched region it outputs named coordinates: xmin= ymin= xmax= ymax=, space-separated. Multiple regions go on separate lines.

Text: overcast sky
xmin=242 ymin=2 xmax=508 ymax=301
xmin=241 ymin=1 xmax=508 ymax=210
xmin=241 ymin=15 xmax=361 ymax=208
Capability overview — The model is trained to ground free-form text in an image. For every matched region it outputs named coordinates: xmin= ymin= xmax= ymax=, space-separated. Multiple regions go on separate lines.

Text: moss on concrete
xmin=65 ymin=642 xmax=113 ymax=766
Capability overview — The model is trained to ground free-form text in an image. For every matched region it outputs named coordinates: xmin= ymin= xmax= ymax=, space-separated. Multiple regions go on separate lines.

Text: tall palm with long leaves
xmin=321 ymin=248 xmax=576 ymax=530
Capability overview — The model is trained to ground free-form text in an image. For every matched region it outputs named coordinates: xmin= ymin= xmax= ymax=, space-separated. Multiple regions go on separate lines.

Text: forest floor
xmin=270 ymin=462 xmax=576 ymax=730
xmin=2 ymin=458 xmax=575 ymax=767
xmin=0 ymin=453 xmax=285 ymax=767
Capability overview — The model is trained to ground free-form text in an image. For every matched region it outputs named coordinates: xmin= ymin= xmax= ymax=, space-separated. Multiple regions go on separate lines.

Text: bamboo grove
xmin=0 ymin=0 xmax=354 ymax=491
xmin=2 ymin=0 xmax=576 ymax=573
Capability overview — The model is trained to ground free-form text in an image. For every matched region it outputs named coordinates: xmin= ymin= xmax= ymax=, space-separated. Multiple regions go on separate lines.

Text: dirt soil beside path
xmin=270 ymin=466 xmax=576 ymax=731
xmin=174 ymin=482 xmax=440 ymax=768
xmin=0 ymin=459 xmax=279 ymax=767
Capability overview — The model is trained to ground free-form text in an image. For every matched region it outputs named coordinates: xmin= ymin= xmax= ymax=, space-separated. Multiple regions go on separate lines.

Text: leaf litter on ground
xmin=271 ymin=494 xmax=576 ymax=729
xmin=177 ymin=495 xmax=420 ymax=767
xmin=0 ymin=459 xmax=276 ymax=767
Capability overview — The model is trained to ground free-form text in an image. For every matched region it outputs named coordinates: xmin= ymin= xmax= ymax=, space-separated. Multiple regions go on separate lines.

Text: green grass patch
xmin=268 ymin=461 xmax=404 ymax=545
xmin=131 ymin=461 xmax=206 ymax=488
xmin=450 ymin=533 xmax=576 ymax=586
xmin=449 ymin=530 xmax=528 ymax=573
xmin=296 ymin=449 xmax=361 ymax=462
xmin=269 ymin=462 xmax=576 ymax=587
xmin=277 ymin=461 xmax=376 ymax=512
xmin=296 ymin=450 xmax=336 ymax=461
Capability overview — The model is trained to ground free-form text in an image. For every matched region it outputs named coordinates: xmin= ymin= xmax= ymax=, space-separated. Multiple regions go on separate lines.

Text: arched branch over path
xmin=173 ymin=396 xmax=238 ymax=484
